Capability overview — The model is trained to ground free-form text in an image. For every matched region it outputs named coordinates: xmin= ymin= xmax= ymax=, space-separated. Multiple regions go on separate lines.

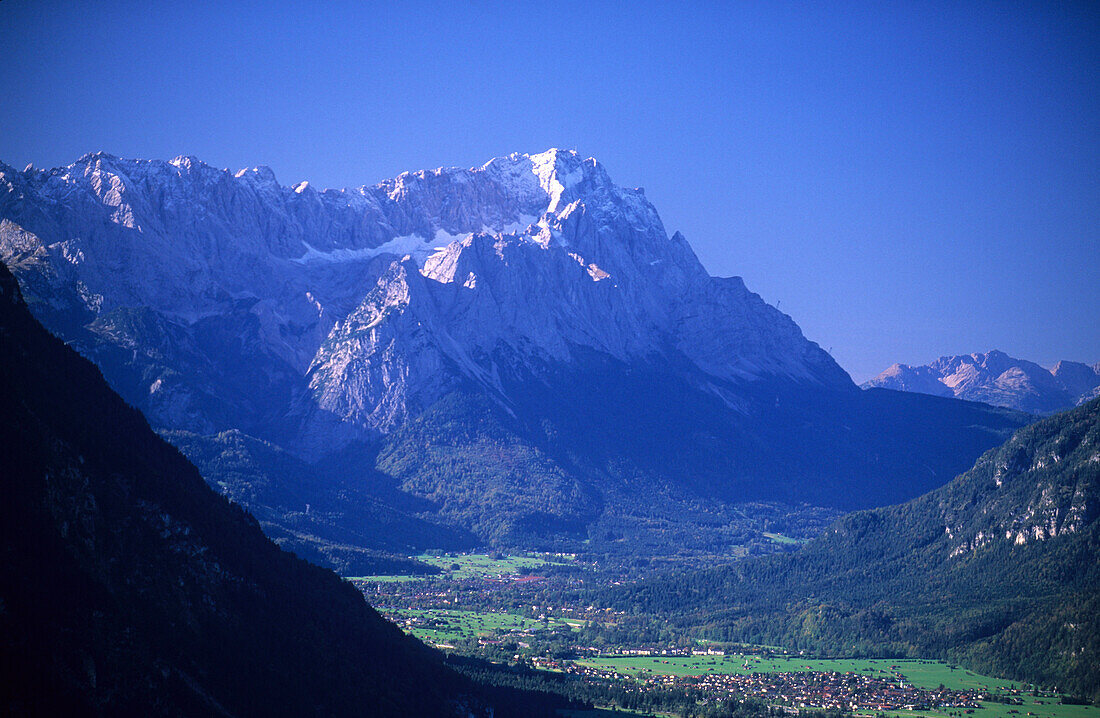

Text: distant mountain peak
xmin=864 ymin=349 xmax=1100 ymax=414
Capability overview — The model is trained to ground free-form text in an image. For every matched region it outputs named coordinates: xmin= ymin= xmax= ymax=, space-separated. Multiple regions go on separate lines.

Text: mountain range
xmin=0 ymin=150 xmax=1028 ymax=556
xmin=0 ymin=149 xmax=846 ymax=444
xmin=864 ymin=350 xmax=1100 ymax=414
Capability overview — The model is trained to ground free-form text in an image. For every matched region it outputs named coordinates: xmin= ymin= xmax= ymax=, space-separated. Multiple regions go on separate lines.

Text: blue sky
xmin=2 ymin=0 xmax=1097 ymax=381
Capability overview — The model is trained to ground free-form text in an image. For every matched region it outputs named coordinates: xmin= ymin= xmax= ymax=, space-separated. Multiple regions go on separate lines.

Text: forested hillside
xmin=613 ymin=400 xmax=1100 ymax=698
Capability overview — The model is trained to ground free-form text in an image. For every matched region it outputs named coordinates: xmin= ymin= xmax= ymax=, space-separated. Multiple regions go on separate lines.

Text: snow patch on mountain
xmin=291 ymin=229 xmax=468 ymax=265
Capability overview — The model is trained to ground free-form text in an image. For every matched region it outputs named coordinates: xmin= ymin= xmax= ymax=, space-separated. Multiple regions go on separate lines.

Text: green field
xmin=579 ymin=654 xmax=1020 ymax=688
xmin=762 ymin=531 xmax=804 ymax=545
xmin=558 ymin=710 xmax=671 ymax=718
xmin=389 ymin=608 xmax=581 ymax=645
xmin=415 ymin=552 xmax=553 ymax=578
xmin=349 ymin=551 xmax=555 ymax=581
xmin=853 ymin=698 xmax=1097 ymax=718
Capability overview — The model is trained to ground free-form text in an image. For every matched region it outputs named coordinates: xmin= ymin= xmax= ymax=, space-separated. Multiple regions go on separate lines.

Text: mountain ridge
xmin=1 ymin=148 xmax=849 ymax=450
xmin=864 ymin=349 xmax=1100 ymax=414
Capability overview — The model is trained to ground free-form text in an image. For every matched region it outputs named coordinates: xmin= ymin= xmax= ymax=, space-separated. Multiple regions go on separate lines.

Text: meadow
xmin=348 ymin=551 xmax=555 ymax=581
xmin=389 ymin=608 xmax=581 ymax=646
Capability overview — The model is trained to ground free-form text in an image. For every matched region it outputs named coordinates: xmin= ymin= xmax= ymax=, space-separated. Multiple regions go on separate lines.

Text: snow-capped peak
xmin=233 ymin=165 xmax=278 ymax=184
xmin=169 ymin=155 xmax=202 ymax=170
xmin=529 ymin=149 xmax=594 ymax=211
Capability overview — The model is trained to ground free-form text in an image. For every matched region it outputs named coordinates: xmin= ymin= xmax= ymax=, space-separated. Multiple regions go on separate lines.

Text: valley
xmin=0 ymin=142 xmax=1094 ymax=713
xmin=4 ymin=4 xmax=1097 ymax=716
xmin=0 ymin=146 xmax=1094 ymax=716
xmin=354 ymin=549 xmax=1099 ymax=718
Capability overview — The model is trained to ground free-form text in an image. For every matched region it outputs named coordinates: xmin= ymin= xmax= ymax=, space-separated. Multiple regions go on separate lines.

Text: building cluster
xmin=532 ymin=659 xmax=984 ymax=712
xmin=692 ymin=669 xmax=984 ymax=711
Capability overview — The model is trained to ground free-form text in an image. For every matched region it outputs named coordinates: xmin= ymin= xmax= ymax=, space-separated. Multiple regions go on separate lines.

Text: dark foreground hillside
xmin=0 ymin=260 xmax=560 ymax=717
xmin=613 ymin=399 xmax=1100 ymax=699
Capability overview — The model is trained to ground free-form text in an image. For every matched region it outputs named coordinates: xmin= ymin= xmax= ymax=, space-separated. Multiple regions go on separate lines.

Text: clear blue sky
xmin=2 ymin=0 xmax=1097 ymax=381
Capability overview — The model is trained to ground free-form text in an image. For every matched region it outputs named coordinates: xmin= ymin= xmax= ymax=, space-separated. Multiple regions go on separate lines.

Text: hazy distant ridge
xmin=864 ymin=349 xmax=1100 ymax=414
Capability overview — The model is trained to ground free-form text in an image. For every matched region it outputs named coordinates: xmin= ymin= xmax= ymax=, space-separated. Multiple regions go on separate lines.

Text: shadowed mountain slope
xmin=0 ymin=260 xmax=508 ymax=716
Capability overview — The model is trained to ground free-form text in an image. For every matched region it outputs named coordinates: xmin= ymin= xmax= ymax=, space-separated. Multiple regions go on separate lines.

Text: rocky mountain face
xmin=864 ymin=350 xmax=1100 ymax=414
xmin=0 ymin=150 xmax=1030 ymax=551
xmin=298 ymin=151 xmax=850 ymax=443
xmin=1 ymin=149 xmax=848 ymax=447
xmin=616 ymin=398 xmax=1100 ymax=698
xmin=0 ymin=263 xmax=502 ymax=717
